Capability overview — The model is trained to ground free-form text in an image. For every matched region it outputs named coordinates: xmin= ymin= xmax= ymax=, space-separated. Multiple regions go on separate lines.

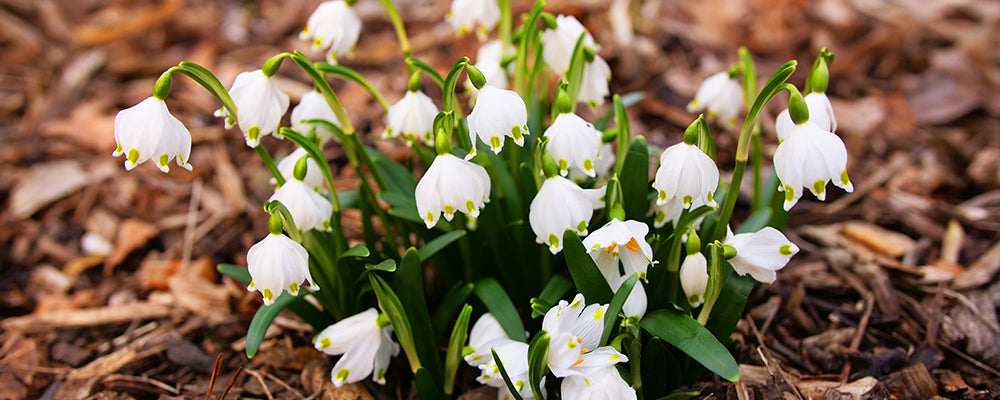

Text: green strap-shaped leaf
xmin=406 ymin=57 xmax=446 ymax=86
xmin=621 ymin=136 xmax=650 ymax=221
xmin=218 ymin=263 xmax=251 ymax=285
xmin=397 ymin=248 xmax=443 ymax=382
xmin=736 ymin=207 xmax=772 ymax=234
xmin=705 ymin=273 xmax=754 ymax=345
xmin=415 ymin=367 xmax=445 ymax=400
xmin=243 ymin=289 xmax=332 ymax=358
xmin=365 ymin=147 xmax=417 ymax=194
xmin=526 ymin=330 xmax=550 ymax=400
xmin=563 ymin=231 xmax=614 ymax=304
xmin=368 ymin=274 xmax=421 ymax=372
xmin=473 ymin=278 xmax=526 ymax=342
xmin=531 ymin=275 xmax=573 ymax=317
xmin=432 ymin=283 xmax=474 ymax=339
xmin=418 ymin=230 xmax=466 ymax=261
xmin=640 ymin=309 xmax=740 ymax=382
xmin=601 ymin=273 xmax=639 ymax=346
xmin=443 ymin=304 xmax=472 ymax=394
xmin=491 ymin=349 xmax=525 ymax=400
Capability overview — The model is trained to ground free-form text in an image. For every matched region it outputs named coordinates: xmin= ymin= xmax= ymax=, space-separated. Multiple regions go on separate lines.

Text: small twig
xmin=925 ymin=282 xmax=946 ymax=345
xmin=936 ymin=340 xmax=1000 ymax=378
xmin=259 ymin=369 xmax=304 ymax=398
xmin=205 ymin=353 xmax=223 ymax=400
xmin=747 ymin=317 xmax=805 ymax=400
xmin=244 ymin=368 xmax=275 ymax=400
xmin=220 ymin=364 xmax=243 ymax=400
xmin=840 ymin=293 xmax=874 ymax=384
xmin=920 ymin=286 xmax=1000 ymax=335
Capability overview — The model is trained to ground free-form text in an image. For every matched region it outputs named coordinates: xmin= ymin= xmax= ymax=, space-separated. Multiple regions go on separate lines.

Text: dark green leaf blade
xmin=473 ymin=278 xmax=526 ymax=342
xmin=563 ymin=231 xmax=614 ymax=304
xmin=640 ymin=309 xmax=740 ymax=382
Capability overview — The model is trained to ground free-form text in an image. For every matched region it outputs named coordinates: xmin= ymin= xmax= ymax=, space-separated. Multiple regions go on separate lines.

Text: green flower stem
xmin=738 ymin=48 xmax=766 ymax=212
xmin=713 ymin=60 xmax=796 ymax=242
xmin=697 ymin=242 xmax=725 ymax=326
xmin=291 ymin=52 xmax=354 ymax=136
xmin=254 ymin=144 xmax=286 ymax=187
xmin=375 ymin=0 xmax=412 ymax=63
xmin=498 ymin=0 xmax=512 ymax=53
xmin=613 ymin=94 xmax=631 ymax=176
xmin=515 ymin=1 xmax=545 ymax=97
xmin=626 ymin=320 xmax=643 ymax=393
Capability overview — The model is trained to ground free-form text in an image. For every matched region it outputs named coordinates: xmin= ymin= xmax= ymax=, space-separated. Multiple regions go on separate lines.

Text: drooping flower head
xmin=464 ymin=313 xmax=512 ymax=367
xmin=415 ymin=153 xmax=492 ymax=229
xmin=652 ymin=141 xmax=719 ymax=208
xmin=724 ymin=226 xmax=798 ymax=284
xmin=773 ymin=120 xmax=852 ymax=211
xmin=543 ymin=294 xmax=628 ymax=378
xmin=578 ymin=55 xmax=611 ymax=108
xmin=544 ymin=113 xmax=602 ymax=178
xmin=529 ymin=176 xmax=604 ymax=254
xmin=385 ymin=90 xmax=439 ymax=146
xmin=775 ymin=92 xmax=836 ymax=142
xmin=466 ymin=85 xmax=529 ymax=159
xmin=475 ymin=341 xmax=543 ymax=400
xmin=113 ymin=97 xmax=192 ymax=172
xmin=275 ymin=147 xmax=326 ymax=191
xmin=447 ymin=0 xmax=500 ymax=40
xmin=541 ymin=15 xmax=597 ymax=75
xmin=687 ymin=71 xmax=743 ymax=128
xmin=314 ymin=308 xmax=400 ymax=387
xmin=300 ymin=0 xmax=362 ymax=63
xmin=291 ymin=90 xmax=340 ymax=146
xmin=246 ymin=229 xmax=316 ymax=305
xmin=215 ymin=69 xmax=290 ymax=147
xmin=680 ymin=251 xmax=708 ymax=307
xmin=268 ymin=179 xmax=333 ymax=233
xmin=560 ymin=365 xmax=637 ymax=400
xmin=582 ymin=219 xmax=653 ymax=280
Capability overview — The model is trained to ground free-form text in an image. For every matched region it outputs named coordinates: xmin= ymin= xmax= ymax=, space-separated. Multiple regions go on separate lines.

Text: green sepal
xmin=264 ymin=200 xmax=301 ymax=241
xmin=787 ymin=85 xmax=809 ymax=125
xmin=466 ymin=64 xmax=487 ymax=90
xmin=262 ymin=52 xmax=291 ymax=77
xmin=153 ymin=70 xmax=172 ymax=100
xmin=406 ymin=57 xmax=446 ymax=86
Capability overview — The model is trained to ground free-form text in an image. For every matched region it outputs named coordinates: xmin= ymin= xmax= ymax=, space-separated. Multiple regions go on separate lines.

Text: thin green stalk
xmin=254 ymin=144 xmax=285 ymax=186
xmin=498 ymin=0 xmax=512 ymax=54
xmin=375 ymin=0 xmax=412 ymax=62
xmin=750 ymin=132 xmax=762 ymax=211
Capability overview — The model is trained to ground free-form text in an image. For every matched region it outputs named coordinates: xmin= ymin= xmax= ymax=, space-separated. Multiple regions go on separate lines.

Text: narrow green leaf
xmin=473 ymin=278 xmax=526 ymax=342
xmin=659 ymin=392 xmax=701 ymax=400
xmin=601 ymin=273 xmax=639 ymax=346
xmin=563 ymin=231 xmax=614 ymax=304
xmin=564 ymin=32 xmax=588 ymax=110
xmin=245 ymin=290 xmax=332 ymax=357
xmin=621 ymin=136 xmax=650 ymax=221
xmin=640 ymin=309 xmax=740 ymax=382
xmin=406 ymin=57 xmax=446 ymax=86
xmin=742 ymin=60 xmax=797 ymax=140
xmin=369 ymin=274 xmax=422 ymax=372
xmin=397 ymin=248 xmax=443 ymax=382
xmin=315 ymin=63 xmax=389 ymax=111
xmin=218 ymin=264 xmax=250 ymax=285
xmin=444 ymin=304 xmax=473 ymax=394
xmin=418 ymin=230 xmax=467 ymax=261
xmin=340 ymin=244 xmax=370 ymax=260
xmin=613 ymin=94 xmax=632 ymax=175
xmin=526 ymin=331 xmax=550 ymax=400
xmin=705 ymin=273 xmax=754 ymax=345
xmin=491 ymin=349 xmax=525 ymax=400
xmin=530 ymin=275 xmax=573 ymax=317
xmin=365 ymin=259 xmax=397 ymax=272
xmin=433 ymin=283 xmax=474 ymax=339
xmin=366 ymin=147 xmax=417 ymax=194
xmin=415 ymin=367 xmax=446 ymax=400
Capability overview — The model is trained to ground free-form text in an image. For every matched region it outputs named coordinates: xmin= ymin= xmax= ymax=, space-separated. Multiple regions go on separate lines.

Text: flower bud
xmin=466 ymin=64 xmax=487 ymax=90
xmin=788 ymin=88 xmax=810 ymax=125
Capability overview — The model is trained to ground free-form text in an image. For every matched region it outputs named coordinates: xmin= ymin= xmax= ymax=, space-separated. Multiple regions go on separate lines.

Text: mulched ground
xmin=2 ymin=0 xmax=999 ymax=399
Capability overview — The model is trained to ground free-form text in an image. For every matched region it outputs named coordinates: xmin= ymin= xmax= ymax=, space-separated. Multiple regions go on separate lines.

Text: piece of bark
xmin=949 ymin=292 xmax=1000 ymax=369
xmin=1 ymin=302 xmax=174 ymax=333
xmin=880 ymin=363 xmax=938 ymax=400
xmin=952 ymin=239 xmax=1000 ymax=290
xmin=7 ymin=160 xmax=89 ymax=220
xmin=104 ymin=219 xmax=159 ymax=275
xmin=841 ymin=221 xmax=916 ymax=258
xmin=821 ymin=377 xmax=889 ymax=400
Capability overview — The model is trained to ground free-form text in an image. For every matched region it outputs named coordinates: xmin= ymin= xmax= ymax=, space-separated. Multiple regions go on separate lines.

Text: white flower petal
xmin=680 ymin=252 xmax=708 ymax=307
xmin=114 ymin=97 xmax=192 ymax=172
xmin=301 ymin=1 xmax=361 ymax=62
xmin=246 ymin=233 xmax=311 ymax=305
xmin=268 ymin=179 xmax=333 ymax=232
xmin=415 ymin=154 xmax=491 ymax=228
xmin=291 ymin=90 xmax=340 ymax=145
xmin=224 ymin=70 xmax=290 ymax=147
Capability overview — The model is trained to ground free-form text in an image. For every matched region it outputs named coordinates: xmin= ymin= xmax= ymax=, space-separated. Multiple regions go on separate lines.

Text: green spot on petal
xmin=426 ymin=211 xmax=434 ymax=224
xmin=658 ymin=190 xmax=667 ymax=202
xmin=489 ymin=136 xmax=502 ymax=149
xmin=583 ymin=159 xmax=593 ymax=172
xmin=511 ymin=125 xmax=523 ymax=140
xmin=840 ymin=170 xmax=851 ymax=185
xmin=289 ymin=281 xmax=298 ymax=293
xmin=158 ymin=153 xmax=169 ymax=167
xmin=784 ymin=185 xmax=795 ymax=203
xmin=335 ymin=368 xmax=349 ymax=382
xmin=249 ymin=126 xmax=260 ymax=142
xmin=593 ymin=308 xmax=604 ymax=320
xmin=127 ymin=148 xmax=140 ymax=165
xmin=683 ymin=194 xmax=693 ymax=207
xmin=559 ymin=159 xmax=568 ymax=173
xmin=655 ymin=210 xmax=666 ymax=224
xmin=263 ymin=288 xmax=273 ymax=302
xmin=577 ymin=220 xmax=587 ymax=233
xmin=444 ymin=204 xmax=454 ymax=217
xmin=813 ymin=180 xmax=826 ymax=195
xmin=319 ymin=337 xmax=331 ymax=349
xmin=707 ymin=191 xmax=714 ymax=204
xmin=779 ymin=244 xmax=794 ymax=256
xmin=466 ymin=199 xmax=476 ymax=214
xmin=313 ymin=38 xmax=322 ymax=47
xmin=548 ymin=233 xmax=559 ymax=249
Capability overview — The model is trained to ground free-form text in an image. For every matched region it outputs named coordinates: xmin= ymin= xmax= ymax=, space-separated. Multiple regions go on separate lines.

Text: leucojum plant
xmin=113 ymin=0 xmax=851 ymax=398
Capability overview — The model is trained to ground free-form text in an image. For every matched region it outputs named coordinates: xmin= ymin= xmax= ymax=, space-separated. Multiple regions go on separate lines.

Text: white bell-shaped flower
xmin=653 ymin=142 xmax=719 ymax=208
xmin=775 ymin=92 xmax=836 ymax=142
xmin=545 ymin=113 xmax=602 ymax=177
xmin=447 ymin=0 xmax=500 ymax=40
xmin=650 ymin=196 xmax=707 ymax=229
xmin=314 ymin=308 xmax=400 ymax=386
xmin=291 ymin=90 xmax=340 ymax=145
xmin=578 ymin=55 xmax=611 ymax=108
xmin=466 ymin=85 xmax=529 ymax=159
xmin=543 ymin=294 xmax=628 ymax=378
xmin=529 ymin=176 xmax=604 ymax=254
xmin=215 ymin=70 xmax=289 ymax=148
xmin=680 ymin=252 xmax=709 ymax=307
xmin=268 ymin=179 xmax=332 ymax=233
xmin=246 ymin=232 xmax=316 ymax=305
xmin=582 ymin=219 xmax=653 ymax=280
xmin=773 ymin=121 xmax=852 ymax=210
xmin=541 ymin=15 xmax=597 ymax=75
xmin=274 ymin=147 xmax=326 ymax=191
xmin=470 ymin=40 xmax=509 ymax=90
xmin=687 ymin=71 xmax=743 ymax=128
xmin=464 ymin=313 xmax=513 ymax=367
xmin=560 ymin=366 xmax=637 ymax=400
xmin=113 ymin=97 xmax=192 ymax=172
xmin=724 ymin=226 xmax=798 ymax=284
xmin=476 ymin=341 xmax=543 ymax=400
xmin=570 ymin=142 xmax=614 ymax=181
xmin=415 ymin=154 xmax=492 ymax=229
xmin=385 ymin=90 xmax=438 ymax=146
xmin=300 ymin=0 xmax=362 ymax=63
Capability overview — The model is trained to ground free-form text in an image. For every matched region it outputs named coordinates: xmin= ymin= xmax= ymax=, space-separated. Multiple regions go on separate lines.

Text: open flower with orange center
xmin=543 ymin=294 xmax=628 ymax=378
xmin=582 ymin=219 xmax=653 ymax=280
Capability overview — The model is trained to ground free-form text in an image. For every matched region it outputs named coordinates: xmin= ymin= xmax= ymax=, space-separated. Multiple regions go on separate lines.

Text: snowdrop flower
xmin=300 ymin=0 xmax=362 ymax=63
xmin=447 ymin=0 xmax=500 ymax=40
xmin=652 ymin=141 xmax=719 ymax=208
xmin=687 ymin=71 xmax=743 ymax=128
xmin=529 ymin=176 xmax=604 ymax=254
xmin=464 ymin=313 xmax=512 ymax=367
xmin=560 ymin=366 xmax=637 ymax=400
xmin=578 ymin=55 xmax=611 ymax=108
xmin=724 ymin=226 xmax=798 ymax=284
xmin=113 ymin=97 xmax=192 ymax=172
xmin=543 ymin=294 xmax=628 ymax=378
xmin=466 ymin=85 xmax=529 ymax=159
xmin=680 ymin=252 xmax=709 ymax=307
xmin=651 ymin=196 xmax=707 ymax=229
xmin=268 ymin=179 xmax=332 ymax=233
xmin=215 ymin=70 xmax=289 ymax=147
xmin=246 ymin=230 xmax=316 ymax=305
xmin=541 ymin=15 xmax=597 ymax=75
xmin=773 ymin=120 xmax=852 ymax=211
xmin=582 ymin=219 xmax=653 ymax=280
xmin=476 ymin=341 xmax=543 ymax=400
xmin=385 ymin=90 xmax=438 ymax=146
xmin=545 ymin=113 xmax=602 ymax=177
xmin=291 ymin=90 xmax=340 ymax=145
xmin=314 ymin=308 xmax=400 ymax=386
xmin=415 ymin=154 xmax=492 ymax=228
xmin=274 ymin=148 xmax=325 ymax=191
xmin=470 ymin=40 xmax=509 ymax=90
xmin=570 ymin=142 xmax=615 ymax=181
xmin=775 ymin=92 xmax=836 ymax=142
